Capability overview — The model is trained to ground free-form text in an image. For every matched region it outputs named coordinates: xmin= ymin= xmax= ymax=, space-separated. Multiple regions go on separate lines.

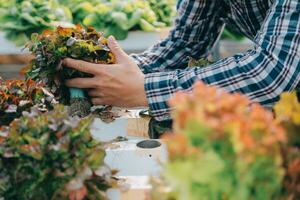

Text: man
xmin=63 ymin=0 xmax=300 ymax=121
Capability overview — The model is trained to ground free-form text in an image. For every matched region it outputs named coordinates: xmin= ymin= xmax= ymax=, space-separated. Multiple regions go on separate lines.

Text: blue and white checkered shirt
xmin=132 ymin=0 xmax=300 ymax=121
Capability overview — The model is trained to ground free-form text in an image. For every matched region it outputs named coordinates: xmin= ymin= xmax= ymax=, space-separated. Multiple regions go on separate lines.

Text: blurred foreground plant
xmin=0 ymin=105 xmax=117 ymax=200
xmin=152 ymin=82 xmax=287 ymax=200
xmin=275 ymin=92 xmax=300 ymax=199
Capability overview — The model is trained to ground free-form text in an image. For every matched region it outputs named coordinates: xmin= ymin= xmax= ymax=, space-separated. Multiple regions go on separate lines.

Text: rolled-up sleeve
xmin=145 ymin=0 xmax=300 ymax=121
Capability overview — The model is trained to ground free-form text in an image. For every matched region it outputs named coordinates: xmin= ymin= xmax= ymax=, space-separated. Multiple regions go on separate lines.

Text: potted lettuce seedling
xmin=24 ymin=25 xmax=115 ymax=117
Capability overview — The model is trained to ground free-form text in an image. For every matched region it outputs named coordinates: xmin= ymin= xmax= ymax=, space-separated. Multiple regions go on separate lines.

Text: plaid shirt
xmin=132 ymin=0 xmax=300 ymax=121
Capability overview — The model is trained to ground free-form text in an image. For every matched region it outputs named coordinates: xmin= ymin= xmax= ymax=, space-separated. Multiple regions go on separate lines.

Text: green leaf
xmin=7 ymin=33 xmax=29 ymax=46
xmin=111 ymin=12 xmax=129 ymax=30
xmin=83 ymin=13 xmax=103 ymax=29
xmin=73 ymin=2 xmax=95 ymax=22
xmin=20 ymin=13 xmax=39 ymax=26
xmin=126 ymin=9 xmax=143 ymax=30
xmin=139 ymin=18 xmax=156 ymax=32
xmin=104 ymin=25 xmax=128 ymax=40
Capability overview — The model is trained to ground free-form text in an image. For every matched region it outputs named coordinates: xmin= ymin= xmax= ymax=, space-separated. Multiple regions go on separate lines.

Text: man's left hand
xmin=63 ymin=36 xmax=148 ymax=108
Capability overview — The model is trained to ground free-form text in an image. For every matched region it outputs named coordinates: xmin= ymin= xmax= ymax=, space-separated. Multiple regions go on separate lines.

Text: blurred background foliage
xmin=0 ymin=0 xmax=245 ymax=46
xmin=0 ymin=0 xmax=176 ymax=45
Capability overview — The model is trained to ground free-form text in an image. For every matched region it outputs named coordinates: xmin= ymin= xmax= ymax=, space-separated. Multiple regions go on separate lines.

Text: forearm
xmin=146 ymin=52 xmax=300 ymax=121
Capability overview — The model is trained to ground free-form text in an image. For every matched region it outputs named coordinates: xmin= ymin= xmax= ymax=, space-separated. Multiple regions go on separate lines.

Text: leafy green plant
xmin=58 ymin=0 xmax=103 ymax=23
xmin=0 ymin=78 xmax=54 ymax=127
xmin=0 ymin=0 xmax=72 ymax=46
xmin=0 ymin=105 xmax=117 ymax=200
xmin=152 ymin=82 xmax=286 ymax=200
xmin=82 ymin=0 xmax=159 ymax=40
xmin=25 ymin=25 xmax=115 ymax=117
xmin=0 ymin=0 xmax=13 ymax=8
xmin=61 ymin=0 xmax=176 ymax=40
xmin=148 ymin=0 xmax=176 ymax=26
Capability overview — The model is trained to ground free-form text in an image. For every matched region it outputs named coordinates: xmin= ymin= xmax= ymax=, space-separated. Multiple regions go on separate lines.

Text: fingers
xmin=63 ymin=58 xmax=110 ymax=75
xmin=65 ymin=78 xmax=97 ymax=89
xmin=88 ymin=89 xmax=102 ymax=97
xmin=107 ymin=36 xmax=127 ymax=62
xmin=91 ymin=98 xmax=106 ymax=105
xmin=88 ymin=90 xmax=106 ymax=105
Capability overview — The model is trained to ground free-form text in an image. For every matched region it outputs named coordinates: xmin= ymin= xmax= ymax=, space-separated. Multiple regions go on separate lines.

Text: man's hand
xmin=63 ymin=36 xmax=148 ymax=108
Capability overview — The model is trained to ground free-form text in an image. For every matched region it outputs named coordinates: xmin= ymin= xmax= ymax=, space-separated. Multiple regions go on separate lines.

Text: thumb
xmin=107 ymin=35 xmax=127 ymax=63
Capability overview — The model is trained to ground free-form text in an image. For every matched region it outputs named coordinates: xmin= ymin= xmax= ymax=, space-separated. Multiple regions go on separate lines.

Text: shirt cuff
xmin=144 ymin=71 xmax=178 ymax=121
xmin=130 ymin=54 xmax=152 ymax=74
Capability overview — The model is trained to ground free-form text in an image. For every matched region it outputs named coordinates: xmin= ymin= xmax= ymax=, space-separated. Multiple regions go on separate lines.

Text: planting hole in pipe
xmin=136 ymin=140 xmax=161 ymax=149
